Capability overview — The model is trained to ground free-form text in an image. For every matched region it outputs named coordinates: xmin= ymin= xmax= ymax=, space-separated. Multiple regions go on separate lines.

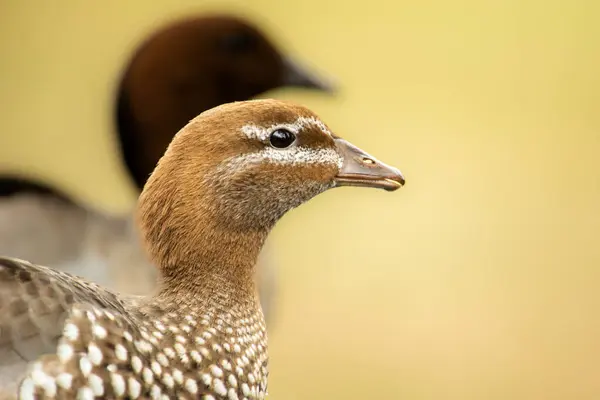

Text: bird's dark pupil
xmin=270 ymin=129 xmax=295 ymax=148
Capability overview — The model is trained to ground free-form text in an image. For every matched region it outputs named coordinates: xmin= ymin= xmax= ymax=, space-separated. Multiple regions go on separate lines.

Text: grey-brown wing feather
xmin=0 ymin=256 xmax=131 ymax=365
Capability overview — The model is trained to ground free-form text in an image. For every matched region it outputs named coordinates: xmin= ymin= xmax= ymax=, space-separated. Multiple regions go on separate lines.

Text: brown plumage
xmin=0 ymin=15 xmax=334 ymax=325
xmin=0 ymin=99 xmax=404 ymax=399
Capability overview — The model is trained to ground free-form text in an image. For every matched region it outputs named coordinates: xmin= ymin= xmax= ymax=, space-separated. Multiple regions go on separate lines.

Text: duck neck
xmin=136 ymin=136 xmax=276 ymax=316
xmin=153 ymin=223 xmax=268 ymax=313
xmin=116 ymin=84 xmax=222 ymax=191
xmin=116 ymin=85 xmax=186 ymax=191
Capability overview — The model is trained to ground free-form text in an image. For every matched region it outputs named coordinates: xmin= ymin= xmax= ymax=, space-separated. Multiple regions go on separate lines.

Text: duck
xmin=0 ymin=99 xmax=404 ymax=399
xmin=0 ymin=15 xmax=334 ymax=323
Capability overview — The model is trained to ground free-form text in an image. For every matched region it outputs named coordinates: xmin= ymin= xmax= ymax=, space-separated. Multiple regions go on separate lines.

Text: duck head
xmin=117 ymin=15 xmax=335 ymax=190
xmin=137 ymin=99 xmax=403 ymax=297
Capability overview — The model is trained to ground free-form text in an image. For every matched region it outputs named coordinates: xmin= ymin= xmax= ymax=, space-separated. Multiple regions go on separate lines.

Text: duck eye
xmin=269 ymin=129 xmax=296 ymax=149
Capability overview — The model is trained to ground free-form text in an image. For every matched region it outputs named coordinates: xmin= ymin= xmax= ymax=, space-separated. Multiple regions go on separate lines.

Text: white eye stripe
xmin=220 ymin=146 xmax=343 ymax=172
xmin=241 ymin=116 xmax=333 ymax=142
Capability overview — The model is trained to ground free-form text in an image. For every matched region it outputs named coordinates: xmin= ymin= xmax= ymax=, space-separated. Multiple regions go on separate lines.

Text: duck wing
xmin=0 ymin=256 xmax=131 ymax=365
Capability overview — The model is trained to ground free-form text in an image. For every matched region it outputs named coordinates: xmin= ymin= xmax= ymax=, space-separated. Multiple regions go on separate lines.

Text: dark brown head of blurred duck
xmin=116 ymin=15 xmax=335 ymax=190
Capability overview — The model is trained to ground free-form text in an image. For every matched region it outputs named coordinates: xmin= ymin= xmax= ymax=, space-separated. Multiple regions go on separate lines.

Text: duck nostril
xmin=361 ymin=157 xmax=375 ymax=165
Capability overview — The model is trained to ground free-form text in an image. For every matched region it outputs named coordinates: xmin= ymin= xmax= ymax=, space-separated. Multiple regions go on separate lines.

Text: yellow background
xmin=1 ymin=1 xmax=599 ymax=398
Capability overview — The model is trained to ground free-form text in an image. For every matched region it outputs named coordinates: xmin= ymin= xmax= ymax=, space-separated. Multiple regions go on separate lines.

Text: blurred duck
xmin=0 ymin=15 xmax=335 ymax=325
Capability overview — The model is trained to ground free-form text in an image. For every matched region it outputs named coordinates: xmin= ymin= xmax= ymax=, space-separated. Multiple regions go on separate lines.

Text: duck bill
xmin=334 ymin=138 xmax=405 ymax=192
xmin=282 ymin=56 xmax=336 ymax=93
